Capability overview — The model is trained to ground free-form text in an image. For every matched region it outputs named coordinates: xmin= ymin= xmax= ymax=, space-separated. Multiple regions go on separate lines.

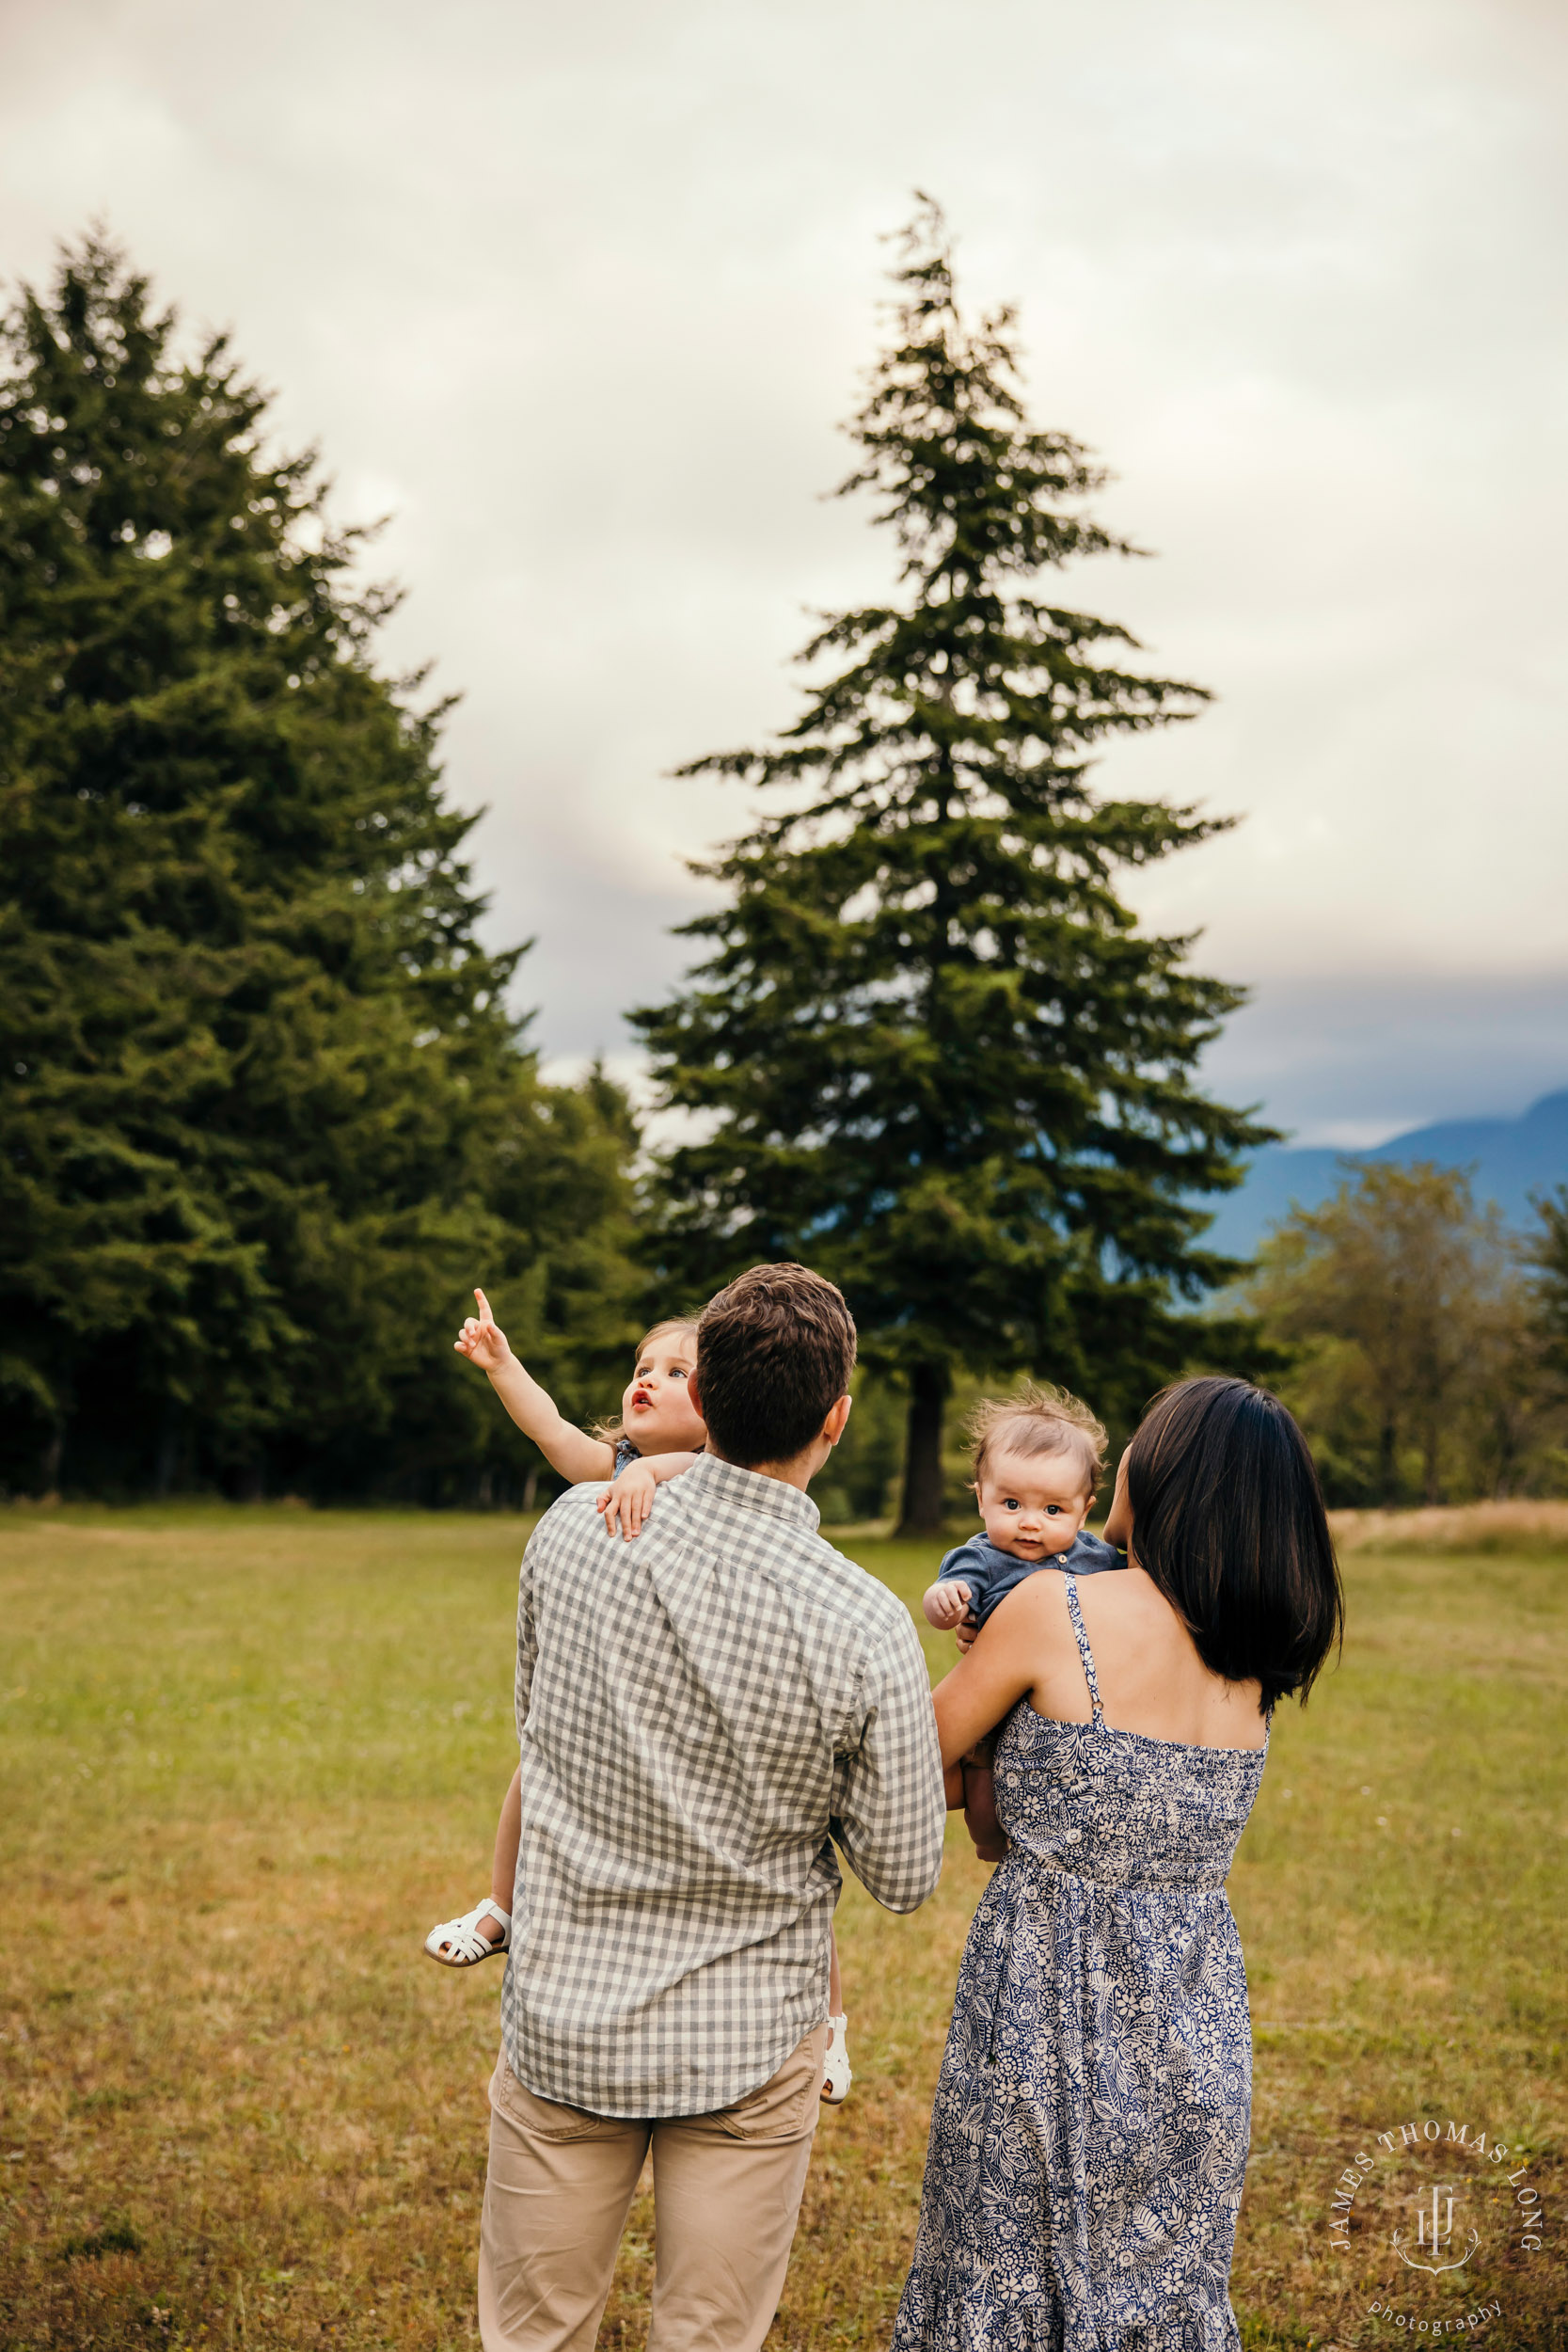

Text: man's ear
xmin=687 ymin=1372 xmax=704 ymax=1424
xmin=823 ymin=1393 xmax=852 ymax=1449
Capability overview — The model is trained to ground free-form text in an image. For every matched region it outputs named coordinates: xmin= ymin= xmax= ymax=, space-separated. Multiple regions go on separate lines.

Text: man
xmin=479 ymin=1262 xmax=946 ymax=2352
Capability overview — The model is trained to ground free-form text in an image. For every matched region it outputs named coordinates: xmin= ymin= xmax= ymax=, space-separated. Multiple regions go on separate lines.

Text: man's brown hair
xmin=968 ymin=1383 xmax=1107 ymax=1499
xmin=694 ymin=1263 xmax=856 ymax=1468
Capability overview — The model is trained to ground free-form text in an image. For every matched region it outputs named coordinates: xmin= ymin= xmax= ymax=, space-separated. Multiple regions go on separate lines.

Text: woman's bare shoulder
xmin=981 ymin=1565 xmax=1085 ymax=1665
xmin=1075 ymin=1559 xmax=1172 ymax=1622
xmin=988 ymin=1565 xmax=1076 ymax=1629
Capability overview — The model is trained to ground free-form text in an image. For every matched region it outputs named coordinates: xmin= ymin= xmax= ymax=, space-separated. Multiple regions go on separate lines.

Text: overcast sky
xmin=3 ymin=0 xmax=1565 ymax=1145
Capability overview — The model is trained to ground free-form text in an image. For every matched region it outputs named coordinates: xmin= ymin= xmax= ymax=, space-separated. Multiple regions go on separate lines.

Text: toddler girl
xmin=424 ymin=1289 xmax=853 ymax=2102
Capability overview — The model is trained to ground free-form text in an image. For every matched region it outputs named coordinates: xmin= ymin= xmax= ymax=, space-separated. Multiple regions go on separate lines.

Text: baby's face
xmin=622 ymin=1336 xmax=706 ymax=1454
xmin=977 ymin=1447 xmax=1092 ymax=1561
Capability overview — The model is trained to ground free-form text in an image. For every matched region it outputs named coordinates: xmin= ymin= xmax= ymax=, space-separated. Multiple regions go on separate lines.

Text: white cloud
xmin=1 ymin=0 xmax=1564 ymax=1134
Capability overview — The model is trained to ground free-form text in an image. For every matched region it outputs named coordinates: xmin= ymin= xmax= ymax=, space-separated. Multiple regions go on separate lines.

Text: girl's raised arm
xmin=454 ymin=1289 xmax=615 ymax=1486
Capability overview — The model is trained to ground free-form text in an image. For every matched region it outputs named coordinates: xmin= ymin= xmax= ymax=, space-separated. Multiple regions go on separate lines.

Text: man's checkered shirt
xmin=499 ymin=1452 xmax=945 ymax=2118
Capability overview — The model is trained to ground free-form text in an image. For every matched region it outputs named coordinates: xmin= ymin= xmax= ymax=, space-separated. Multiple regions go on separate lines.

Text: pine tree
xmin=0 ymin=237 xmax=639 ymax=1499
xmin=634 ymin=200 xmax=1272 ymax=1529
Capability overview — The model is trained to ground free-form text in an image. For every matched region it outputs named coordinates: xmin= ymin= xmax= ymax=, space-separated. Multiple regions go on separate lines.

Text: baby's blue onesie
xmin=937 ymin=1529 xmax=1126 ymax=1628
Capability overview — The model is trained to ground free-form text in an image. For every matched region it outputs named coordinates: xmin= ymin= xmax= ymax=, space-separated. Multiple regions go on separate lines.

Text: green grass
xmin=0 ymin=1507 xmax=1563 ymax=2349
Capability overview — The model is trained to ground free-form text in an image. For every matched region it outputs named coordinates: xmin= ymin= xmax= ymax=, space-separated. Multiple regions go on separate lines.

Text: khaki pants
xmin=479 ymin=2026 xmax=829 ymax=2352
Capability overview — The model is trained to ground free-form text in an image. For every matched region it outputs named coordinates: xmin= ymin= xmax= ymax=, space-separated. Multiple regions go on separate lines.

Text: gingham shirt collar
xmin=682 ymin=1450 xmax=820 ymax=1531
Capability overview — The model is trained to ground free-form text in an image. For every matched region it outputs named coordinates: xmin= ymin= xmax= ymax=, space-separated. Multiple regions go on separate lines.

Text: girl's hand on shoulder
xmin=454 ymin=1288 xmax=513 ymax=1375
xmin=597 ymin=1459 xmax=658 ymax=1540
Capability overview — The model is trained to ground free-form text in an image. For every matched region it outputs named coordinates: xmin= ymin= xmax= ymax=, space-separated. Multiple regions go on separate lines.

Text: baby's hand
xmin=923 ymin=1580 xmax=973 ymax=1631
xmin=597 ymin=1460 xmax=658 ymax=1540
xmin=453 ymin=1288 xmax=514 ymax=1375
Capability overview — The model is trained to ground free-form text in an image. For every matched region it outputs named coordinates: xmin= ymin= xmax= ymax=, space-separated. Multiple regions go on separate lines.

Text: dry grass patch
xmin=1330 ymin=1501 xmax=1568 ymax=1555
xmin=0 ymin=1506 xmax=1562 ymax=2349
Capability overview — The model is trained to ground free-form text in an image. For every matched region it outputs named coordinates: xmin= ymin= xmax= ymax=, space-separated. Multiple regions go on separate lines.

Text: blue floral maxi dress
xmin=894 ymin=1575 xmax=1268 ymax=2352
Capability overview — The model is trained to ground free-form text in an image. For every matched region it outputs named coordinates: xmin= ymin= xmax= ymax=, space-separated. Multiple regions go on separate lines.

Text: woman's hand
xmin=454 ymin=1288 xmax=514 ymax=1375
xmin=597 ymin=1460 xmax=658 ymax=1540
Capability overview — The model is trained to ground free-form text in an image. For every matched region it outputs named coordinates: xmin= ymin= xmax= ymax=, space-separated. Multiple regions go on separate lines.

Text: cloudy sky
xmin=3 ymin=0 xmax=1565 ymax=1145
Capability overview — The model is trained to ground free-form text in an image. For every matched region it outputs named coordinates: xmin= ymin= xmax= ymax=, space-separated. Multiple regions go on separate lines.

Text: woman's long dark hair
xmin=1126 ymin=1376 xmax=1343 ymax=1709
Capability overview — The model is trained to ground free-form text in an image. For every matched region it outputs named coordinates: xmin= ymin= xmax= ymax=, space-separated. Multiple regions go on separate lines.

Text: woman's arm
xmin=930 ymin=1590 xmax=1044 ymax=1772
xmin=454 ymin=1289 xmax=614 ymax=1486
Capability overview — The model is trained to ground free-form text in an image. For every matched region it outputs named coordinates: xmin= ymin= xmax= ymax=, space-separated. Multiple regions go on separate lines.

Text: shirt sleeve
xmin=938 ymin=1539 xmax=995 ymax=1612
xmin=830 ymin=1610 xmax=945 ymax=1915
xmin=515 ymin=1527 xmax=540 ymax=1742
xmin=1069 ymin=1532 xmax=1127 ymax=1574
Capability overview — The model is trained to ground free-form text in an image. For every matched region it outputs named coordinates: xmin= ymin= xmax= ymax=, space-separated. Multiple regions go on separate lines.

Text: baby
xmin=922 ymin=1387 xmax=1123 ymax=1858
xmin=425 ymin=1290 xmax=854 ymax=2102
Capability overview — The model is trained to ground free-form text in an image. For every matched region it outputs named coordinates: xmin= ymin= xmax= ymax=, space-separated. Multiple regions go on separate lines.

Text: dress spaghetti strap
xmin=1061 ymin=1572 xmax=1104 ymax=1725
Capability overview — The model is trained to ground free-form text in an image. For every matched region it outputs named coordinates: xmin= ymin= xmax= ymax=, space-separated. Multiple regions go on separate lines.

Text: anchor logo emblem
xmin=1393 ymin=2183 xmax=1479 ymax=2274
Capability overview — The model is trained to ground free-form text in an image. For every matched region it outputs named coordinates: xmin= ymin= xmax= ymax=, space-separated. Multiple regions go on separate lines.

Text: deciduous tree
xmin=1248 ymin=1162 xmax=1525 ymax=1504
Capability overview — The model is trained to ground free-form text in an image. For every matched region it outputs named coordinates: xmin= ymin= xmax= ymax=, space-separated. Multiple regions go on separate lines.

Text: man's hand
xmin=454 ymin=1288 xmax=514 ymax=1376
xmin=597 ymin=1459 xmax=658 ymax=1540
xmin=924 ymin=1579 xmax=973 ymax=1631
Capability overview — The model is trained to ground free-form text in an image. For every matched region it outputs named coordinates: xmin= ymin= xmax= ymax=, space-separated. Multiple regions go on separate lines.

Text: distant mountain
xmin=1202 ymin=1088 xmax=1568 ymax=1259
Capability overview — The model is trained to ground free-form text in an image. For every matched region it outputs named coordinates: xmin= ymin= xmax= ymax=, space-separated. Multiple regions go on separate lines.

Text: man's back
xmin=502 ymin=1452 xmax=944 ymax=2118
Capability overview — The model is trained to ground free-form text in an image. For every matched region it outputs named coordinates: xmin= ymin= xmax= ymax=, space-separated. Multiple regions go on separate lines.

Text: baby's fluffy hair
xmin=968 ymin=1383 xmax=1108 ymax=1499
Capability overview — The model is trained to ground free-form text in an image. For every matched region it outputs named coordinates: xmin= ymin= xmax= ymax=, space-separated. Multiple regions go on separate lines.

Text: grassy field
xmin=0 ymin=1505 xmax=1562 ymax=2351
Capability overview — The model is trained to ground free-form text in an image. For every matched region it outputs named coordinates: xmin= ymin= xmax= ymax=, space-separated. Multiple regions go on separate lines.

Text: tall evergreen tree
xmin=0 ymin=237 xmax=638 ymax=1499
xmin=635 ymin=200 xmax=1272 ymax=1529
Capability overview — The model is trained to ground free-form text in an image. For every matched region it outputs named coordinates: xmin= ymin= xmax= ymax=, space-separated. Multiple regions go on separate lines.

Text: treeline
xmin=5 ymin=224 xmax=1563 ymax=1518
xmin=1243 ymin=1164 xmax=1568 ymax=1508
xmin=800 ymin=1167 xmax=1568 ymax=1522
xmin=0 ymin=243 xmax=644 ymax=1503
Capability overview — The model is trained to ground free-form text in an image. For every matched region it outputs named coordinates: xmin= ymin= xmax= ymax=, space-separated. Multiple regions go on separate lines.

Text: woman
xmin=895 ymin=1377 xmax=1342 ymax=2352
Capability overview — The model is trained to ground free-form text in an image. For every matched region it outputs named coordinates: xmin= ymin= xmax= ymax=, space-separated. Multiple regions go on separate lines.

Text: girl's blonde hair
xmin=967 ymin=1382 xmax=1108 ymax=1499
xmin=591 ymin=1318 xmax=702 ymax=1447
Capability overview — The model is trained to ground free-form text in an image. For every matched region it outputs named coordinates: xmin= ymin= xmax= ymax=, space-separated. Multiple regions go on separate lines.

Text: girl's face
xmin=622 ymin=1332 xmax=706 ymax=1453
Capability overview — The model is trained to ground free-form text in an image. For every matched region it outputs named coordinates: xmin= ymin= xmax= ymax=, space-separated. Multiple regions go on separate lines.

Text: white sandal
xmin=820 ymin=2013 xmax=852 ymax=2105
xmin=423 ymin=1897 xmax=512 ymax=1967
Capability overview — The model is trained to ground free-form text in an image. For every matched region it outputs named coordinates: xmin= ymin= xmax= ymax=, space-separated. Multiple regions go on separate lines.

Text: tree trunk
xmin=895 ymin=1362 xmax=950 ymax=1536
xmin=1377 ymin=1413 xmax=1398 ymax=1508
xmin=154 ymin=1410 xmax=182 ymax=1499
xmin=1422 ymin=1419 xmax=1441 ymax=1508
